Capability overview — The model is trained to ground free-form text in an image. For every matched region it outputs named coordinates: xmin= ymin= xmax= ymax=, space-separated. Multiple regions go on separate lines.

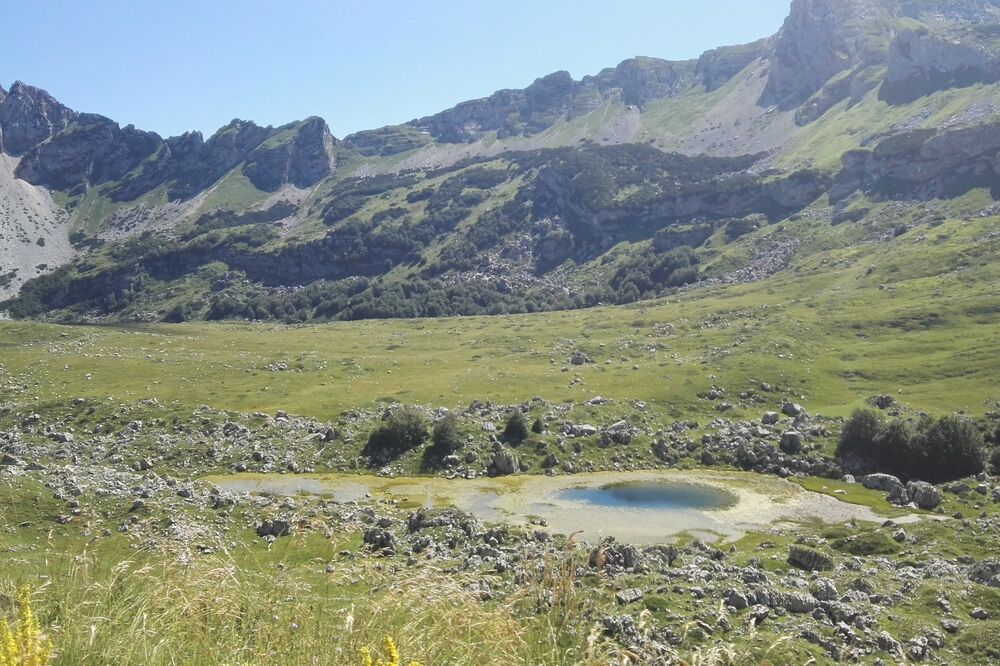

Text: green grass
xmin=1 ymin=210 xmax=996 ymax=421
xmin=196 ymin=168 xmax=269 ymax=214
xmin=792 ymin=477 xmax=912 ymax=516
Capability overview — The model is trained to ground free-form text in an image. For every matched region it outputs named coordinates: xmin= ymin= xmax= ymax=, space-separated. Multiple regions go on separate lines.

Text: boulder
xmin=615 ymin=588 xmax=644 ymax=605
xmin=762 ymin=412 xmax=780 ymax=425
xmin=256 ymin=519 xmax=292 ymax=538
xmin=788 ymin=544 xmax=834 ymax=571
xmin=811 ymin=578 xmax=839 ymax=602
xmin=862 ymin=473 xmax=905 ymax=495
xmin=362 ymin=528 xmax=395 ymax=553
xmin=782 ymin=402 xmax=804 ymax=417
xmin=906 ymin=481 xmax=942 ymax=510
xmin=969 ymin=560 xmax=1000 ymax=588
xmin=779 ymin=430 xmax=804 ymax=454
xmin=781 ymin=592 xmax=819 ymax=614
xmin=970 ymin=607 xmax=990 ymax=620
xmin=489 ymin=447 xmax=519 ymax=476
xmin=724 ymin=588 xmax=750 ymax=610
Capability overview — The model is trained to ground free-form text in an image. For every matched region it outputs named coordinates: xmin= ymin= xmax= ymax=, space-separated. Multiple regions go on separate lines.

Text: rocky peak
xmin=696 ymin=39 xmax=772 ymax=91
xmin=760 ymin=0 xmax=894 ymax=109
xmin=15 ymin=112 xmax=162 ymax=192
xmin=0 ymin=80 xmax=78 ymax=155
xmin=242 ymin=116 xmax=336 ymax=191
xmin=585 ymin=56 xmax=696 ymax=106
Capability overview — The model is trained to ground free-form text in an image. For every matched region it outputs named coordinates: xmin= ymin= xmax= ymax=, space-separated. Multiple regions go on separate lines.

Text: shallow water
xmin=558 ymin=482 xmax=733 ymax=511
xmin=208 ymin=470 xmax=909 ymax=545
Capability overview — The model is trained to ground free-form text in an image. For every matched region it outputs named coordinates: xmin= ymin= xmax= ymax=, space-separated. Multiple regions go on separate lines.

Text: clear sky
xmin=0 ymin=1 xmax=791 ymax=139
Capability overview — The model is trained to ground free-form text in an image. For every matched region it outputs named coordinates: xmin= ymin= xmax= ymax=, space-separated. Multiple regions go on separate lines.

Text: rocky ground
xmin=0 ymin=154 xmax=73 ymax=299
xmin=2 ymin=389 xmax=998 ymax=663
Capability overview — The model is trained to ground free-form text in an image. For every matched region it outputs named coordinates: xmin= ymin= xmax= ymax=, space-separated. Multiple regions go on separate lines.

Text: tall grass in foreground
xmin=3 ymin=534 xmax=606 ymax=665
xmin=2 ymin=536 xmax=779 ymax=665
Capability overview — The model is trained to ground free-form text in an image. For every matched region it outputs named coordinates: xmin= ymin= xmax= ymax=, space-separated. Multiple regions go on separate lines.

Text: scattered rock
xmin=788 ymin=544 xmax=834 ymax=571
xmin=615 ymin=588 xmax=644 ymax=605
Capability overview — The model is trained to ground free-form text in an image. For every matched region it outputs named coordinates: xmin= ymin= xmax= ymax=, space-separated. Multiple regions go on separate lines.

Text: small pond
xmin=557 ymin=482 xmax=733 ymax=511
xmin=208 ymin=470 xmax=903 ymax=545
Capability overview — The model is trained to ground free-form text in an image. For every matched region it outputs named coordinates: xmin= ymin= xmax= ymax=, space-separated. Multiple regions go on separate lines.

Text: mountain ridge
xmin=2 ymin=0 xmax=1000 ymax=319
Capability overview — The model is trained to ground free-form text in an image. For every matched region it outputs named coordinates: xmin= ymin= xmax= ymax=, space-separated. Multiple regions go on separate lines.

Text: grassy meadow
xmin=1 ymin=212 xmax=996 ymax=422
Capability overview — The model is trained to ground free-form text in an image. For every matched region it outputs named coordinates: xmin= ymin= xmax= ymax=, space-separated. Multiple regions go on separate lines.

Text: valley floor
xmin=0 ymin=209 xmax=998 ymax=664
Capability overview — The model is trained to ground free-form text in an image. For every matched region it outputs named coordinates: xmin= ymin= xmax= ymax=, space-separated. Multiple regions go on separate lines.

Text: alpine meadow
xmin=1 ymin=1 xmax=1000 ymax=664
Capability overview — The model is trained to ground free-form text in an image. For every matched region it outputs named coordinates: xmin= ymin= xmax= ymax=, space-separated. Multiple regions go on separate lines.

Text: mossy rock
xmin=788 ymin=544 xmax=835 ymax=571
xmin=830 ymin=531 xmax=901 ymax=556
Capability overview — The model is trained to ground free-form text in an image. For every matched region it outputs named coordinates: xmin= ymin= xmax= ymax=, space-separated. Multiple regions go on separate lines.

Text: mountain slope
xmin=2 ymin=0 xmax=1000 ymax=322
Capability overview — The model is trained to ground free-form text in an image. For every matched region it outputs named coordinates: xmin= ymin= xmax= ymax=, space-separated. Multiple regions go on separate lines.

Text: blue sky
xmin=0 ymin=1 xmax=791 ymax=139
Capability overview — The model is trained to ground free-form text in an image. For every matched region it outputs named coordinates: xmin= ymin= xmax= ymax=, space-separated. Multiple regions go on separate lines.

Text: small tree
xmin=872 ymin=419 xmax=920 ymax=475
xmin=431 ymin=414 xmax=463 ymax=454
xmin=502 ymin=411 xmax=530 ymax=444
xmin=917 ymin=415 xmax=984 ymax=483
xmin=363 ymin=408 xmax=428 ymax=465
xmin=837 ymin=409 xmax=883 ymax=458
xmin=531 ymin=417 xmax=544 ymax=434
xmin=989 ymin=447 xmax=1000 ymax=476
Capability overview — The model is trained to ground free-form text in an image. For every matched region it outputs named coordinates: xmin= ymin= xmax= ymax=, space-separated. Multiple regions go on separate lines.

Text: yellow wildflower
xmin=359 ymin=636 xmax=422 ymax=666
xmin=0 ymin=588 xmax=52 ymax=666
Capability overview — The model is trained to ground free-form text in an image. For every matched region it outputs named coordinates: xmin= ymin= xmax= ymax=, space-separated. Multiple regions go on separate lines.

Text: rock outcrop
xmin=242 ymin=117 xmax=336 ymax=191
xmin=832 ymin=122 xmax=1000 ymax=202
xmin=881 ymin=27 xmax=1000 ymax=104
xmin=696 ymin=39 xmax=771 ymax=91
xmin=410 ymin=57 xmax=699 ymax=143
xmin=760 ymin=0 xmax=892 ymax=109
xmin=0 ymin=81 xmax=78 ymax=156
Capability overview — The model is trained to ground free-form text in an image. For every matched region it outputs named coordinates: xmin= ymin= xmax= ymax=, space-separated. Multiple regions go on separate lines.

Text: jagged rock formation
xmin=4 ymin=0 xmax=1000 ymax=322
xmin=761 ymin=0 xmax=893 ymax=110
xmin=833 ymin=121 xmax=1000 ymax=201
xmin=0 ymin=87 xmax=335 ymax=202
xmin=0 ymin=81 xmax=77 ymax=156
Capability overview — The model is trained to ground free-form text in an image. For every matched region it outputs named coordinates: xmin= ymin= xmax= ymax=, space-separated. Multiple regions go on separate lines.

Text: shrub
xmin=431 ymin=414 xmax=463 ymax=454
xmin=989 ymin=447 xmax=1000 ymax=476
xmin=917 ymin=415 xmax=984 ymax=483
xmin=838 ymin=410 xmax=984 ymax=483
xmin=422 ymin=414 xmax=464 ymax=470
xmin=871 ymin=419 xmax=920 ymax=473
xmin=363 ymin=408 xmax=428 ymax=465
xmin=502 ymin=411 xmax=530 ymax=444
xmin=531 ymin=418 xmax=544 ymax=435
xmin=838 ymin=409 xmax=883 ymax=457
xmin=0 ymin=587 xmax=53 ymax=666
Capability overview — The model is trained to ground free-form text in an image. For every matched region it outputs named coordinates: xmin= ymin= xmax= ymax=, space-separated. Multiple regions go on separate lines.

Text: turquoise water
xmin=558 ymin=482 xmax=732 ymax=511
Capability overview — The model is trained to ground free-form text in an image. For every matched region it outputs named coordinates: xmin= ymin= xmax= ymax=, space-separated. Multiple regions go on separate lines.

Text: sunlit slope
xmin=1 ymin=209 xmax=995 ymax=420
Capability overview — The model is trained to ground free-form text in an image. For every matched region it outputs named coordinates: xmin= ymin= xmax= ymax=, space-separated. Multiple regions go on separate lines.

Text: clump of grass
xmin=0 ymin=587 xmax=53 ymax=666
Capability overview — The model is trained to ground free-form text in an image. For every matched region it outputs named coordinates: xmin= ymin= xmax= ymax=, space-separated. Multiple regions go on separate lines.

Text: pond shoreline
xmin=206 ymin=469 xmax=935 ymax=545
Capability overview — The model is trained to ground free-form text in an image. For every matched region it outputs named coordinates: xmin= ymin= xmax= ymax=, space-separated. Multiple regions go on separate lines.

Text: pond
xmin=557 ymin=482 xmax=733 ymax=511
xmin=208 ymin=470 xmax=902 ymax=545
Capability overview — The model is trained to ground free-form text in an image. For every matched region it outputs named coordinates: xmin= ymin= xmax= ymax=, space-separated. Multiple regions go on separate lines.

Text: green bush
xmin=830 ymin=531 xmax=901 ymax=556
xmin=989 ymin=447 xmax=1000 ymax=476
xmin=432 ymin=414 xmax=462 ymax=453
xmin=838 ymin=410 xmax=984 ymax=483
xmin=363 ymin=408 xmax=429 ymax=465
xmin=502 ymin=411 xmax=530 ymax=444
xmin=838 ymin=409 xmax=883 ymax=457
xmin=422 ymin=413 xmax=465 ymax=470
